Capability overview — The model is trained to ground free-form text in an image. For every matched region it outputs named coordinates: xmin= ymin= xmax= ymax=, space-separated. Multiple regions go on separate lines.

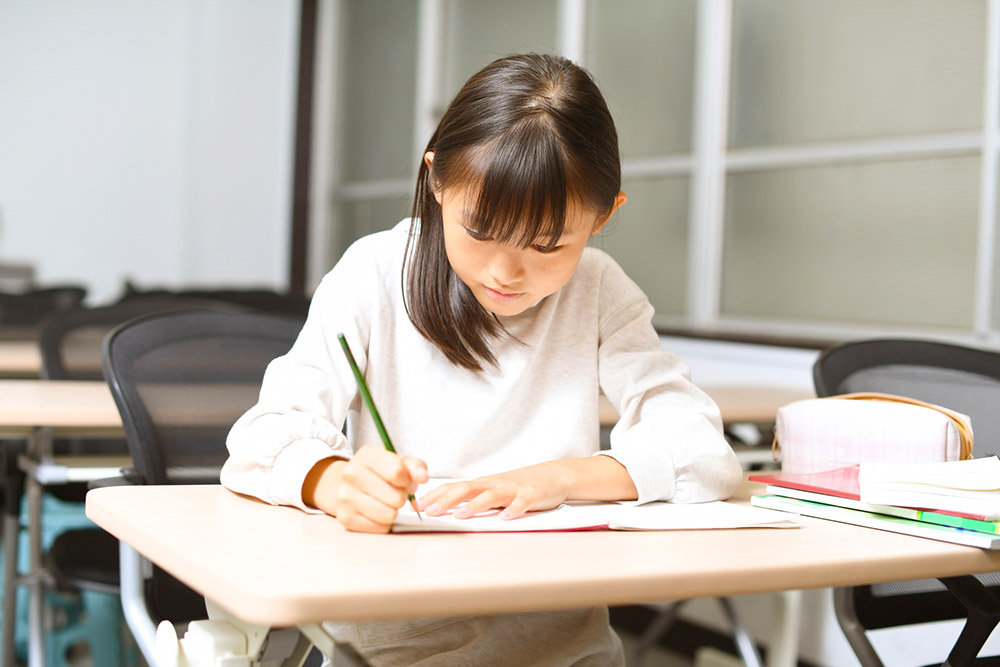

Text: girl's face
xmin=435 ymin=185 xmax=626 ymax=317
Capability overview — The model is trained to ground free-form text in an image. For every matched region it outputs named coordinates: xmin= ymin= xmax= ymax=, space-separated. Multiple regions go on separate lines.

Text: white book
xmin=392 ymin=480 xmax=799 ymax=533
xmin=859 ymin=456 xmax=1000 ymax=519
xmin=750 ymin=494 xmax=1000 ymax=550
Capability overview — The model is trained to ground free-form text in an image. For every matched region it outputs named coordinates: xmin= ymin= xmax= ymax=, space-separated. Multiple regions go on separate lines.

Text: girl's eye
xmin=532 ymin=244 xmax=561 ymax=254
xmin=464 ymin=228 xmax=493 ymax=242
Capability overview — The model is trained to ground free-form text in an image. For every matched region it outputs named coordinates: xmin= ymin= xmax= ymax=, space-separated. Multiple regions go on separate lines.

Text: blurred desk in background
xmin=0 ymin=340 xmax=40 ymax=378
xmin=599 ymin=385 xmax=812 ymax=470
xmin=599 ymin=385 xmax=812 ymax=426
xmin=0 ymin=379 xmax=124 ymax=667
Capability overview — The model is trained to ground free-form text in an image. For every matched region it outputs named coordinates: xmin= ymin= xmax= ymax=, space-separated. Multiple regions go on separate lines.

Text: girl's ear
xmin=424 ymin=151 xmax=443 ymax=204
xmin=591 ymin=191 xmax=628 ymax=236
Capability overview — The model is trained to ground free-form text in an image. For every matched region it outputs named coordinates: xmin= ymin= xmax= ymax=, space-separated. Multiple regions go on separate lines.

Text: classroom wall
xmin=5 ymin=4 xmax=993 ymax=666
xmin=0 ymin=0 xmax=298 ymax=303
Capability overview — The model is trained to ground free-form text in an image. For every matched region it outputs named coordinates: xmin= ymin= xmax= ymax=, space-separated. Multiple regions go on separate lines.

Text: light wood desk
xmin=0 ymin=340 xmax=41 ymax=379
xmin=0 ymin=379 xmax=124 ymax=667
xmin=0 ymin=379 xmax=120 ymax=437
xmin=704 ymin=386 xmax=811 ymax=423
xmin=87 ymin=481 xmax=1000 ymax=664
xmin=0 ymin=332 xmax=105 ymax=379
xmin=0 ymin=379 xmax=802 ymax=666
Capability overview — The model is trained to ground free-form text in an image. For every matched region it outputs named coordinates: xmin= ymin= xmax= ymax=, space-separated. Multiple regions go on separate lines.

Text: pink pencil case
xmin=772 ymin=392 xmax=973 ymax=474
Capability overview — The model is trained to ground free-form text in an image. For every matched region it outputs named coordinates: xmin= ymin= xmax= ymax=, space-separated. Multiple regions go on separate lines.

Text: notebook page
xmin=393 ymin=480 xmax=798 ymax=533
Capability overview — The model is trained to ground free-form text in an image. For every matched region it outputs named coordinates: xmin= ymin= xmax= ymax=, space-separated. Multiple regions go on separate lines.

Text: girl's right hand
xmin=303 ymin=444 xmax=428 ymax=533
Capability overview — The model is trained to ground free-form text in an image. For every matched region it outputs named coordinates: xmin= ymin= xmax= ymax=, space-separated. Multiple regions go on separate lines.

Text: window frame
xmin=308 ymin=0 xmax=1000 ymax=346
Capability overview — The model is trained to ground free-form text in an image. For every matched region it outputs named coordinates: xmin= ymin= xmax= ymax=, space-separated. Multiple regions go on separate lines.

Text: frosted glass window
xmin=446 ymin=0 xmax=558 ymax=97
xmin=721 ymin=157 xmax=979 ymax=329
xmin=587 ymin=0 xmax=696 ymax=157
xmin=595 ymin=176 xmax=689 ymax=317
xmin=338 ymin=0 xmax=418 ymax=182
xmin=993 ymin=166 xmax=1000 ymax=333
xmin=730 ymin=0 xmax=985 ymax=147
xmin=322 ymin=0 xmax=1000 ymax=341
xmin=329 ymin=195 xmax=413 ymax=267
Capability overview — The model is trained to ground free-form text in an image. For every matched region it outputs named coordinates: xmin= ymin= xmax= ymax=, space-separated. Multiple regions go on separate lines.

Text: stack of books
xmin=749 ymin=456 xmax=1000 ymax=549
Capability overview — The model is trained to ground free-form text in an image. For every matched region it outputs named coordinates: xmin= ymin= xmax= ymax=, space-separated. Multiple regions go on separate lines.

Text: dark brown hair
xmin=404 ymin=53 xmax=621 ymax=371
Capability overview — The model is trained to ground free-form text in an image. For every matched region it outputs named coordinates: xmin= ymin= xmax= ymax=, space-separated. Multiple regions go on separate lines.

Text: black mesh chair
xmin=0 ymin=286 xmax=86 ymax=329
xmin=38 ymin=299 xmax=244 ymax=576
xmin=814 ymin=338 xmax=1000 ymax=667
xmin=100 ymin=309 xmax=303 ymax=663
xmin=35 ymin=299 xmax=247 ymax=664
xmin=117 ymin=282 xmax=311 ymax=319
xmin=39 ymin=297 xmax=240 ymax=383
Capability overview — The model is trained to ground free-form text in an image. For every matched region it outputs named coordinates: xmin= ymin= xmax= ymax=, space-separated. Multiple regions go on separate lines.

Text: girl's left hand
xmin=418 ymin=463 xmax=571 ymax=521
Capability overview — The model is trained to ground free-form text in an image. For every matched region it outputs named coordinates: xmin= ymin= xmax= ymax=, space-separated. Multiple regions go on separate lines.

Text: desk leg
xmin=1 ymin=442 xmax=24 ymax=667
xmin=24 ymin=428 xmax=48 ymax=667
xmin=1 ymin=514 xmax=17 ymax=667
xmin=120 ymin=543 xmax=156 ymax=665
xmin=195 ymin=601 xmax=371 ymax=667
xmin=766 ymin=590 xmax=802 ymax=667
xmin=122 ymin=546 xmax=323 ymax=667
xmin=199 ymin=599 xmax=312 ymax=666
xmin=298 ymin=624 xmax=371 ymax=666
xmin=24 ymin=471 xmax=43 ymax=667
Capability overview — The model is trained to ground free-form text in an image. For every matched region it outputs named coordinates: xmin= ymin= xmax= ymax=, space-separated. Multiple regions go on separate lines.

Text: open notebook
xmin=393 ymin=480 xmax=798 ymax=533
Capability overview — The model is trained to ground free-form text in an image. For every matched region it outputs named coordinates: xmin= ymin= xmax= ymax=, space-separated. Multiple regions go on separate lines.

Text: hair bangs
xmin=465 ymin=120 xmax=574 ymax=249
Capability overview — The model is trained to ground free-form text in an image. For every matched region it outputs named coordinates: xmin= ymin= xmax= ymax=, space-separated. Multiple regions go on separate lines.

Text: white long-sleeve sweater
xmin=222 ymin=220 xmax=741 ymax=507
xmin=221 ymin=219 xmax=742 ymax=665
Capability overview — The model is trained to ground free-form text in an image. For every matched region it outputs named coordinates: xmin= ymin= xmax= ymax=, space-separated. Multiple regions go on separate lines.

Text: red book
xmin=749 ymin=465 xmax=862 ymax=500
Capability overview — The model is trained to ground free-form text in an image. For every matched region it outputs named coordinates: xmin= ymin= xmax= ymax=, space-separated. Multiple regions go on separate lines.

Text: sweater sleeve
xmin=220 ymin=235 xmax=386 ymax=512
xmin=594 ymin=264 xmax=743 ymax=505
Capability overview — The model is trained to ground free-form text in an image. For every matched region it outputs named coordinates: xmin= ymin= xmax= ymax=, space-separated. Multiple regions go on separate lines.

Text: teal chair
xmin=0 ymin=492 xmax=129 ymax=666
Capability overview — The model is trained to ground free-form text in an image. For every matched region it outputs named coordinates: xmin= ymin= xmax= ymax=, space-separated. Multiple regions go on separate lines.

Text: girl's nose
xmin=489 ymin=247 xmax=525 ymax=287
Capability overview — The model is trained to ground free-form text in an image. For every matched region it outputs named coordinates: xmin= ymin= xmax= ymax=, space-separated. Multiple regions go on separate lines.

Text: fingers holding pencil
xmin=312 ymin=445 xmax=428 ymax=533
xmin=337 ymin=332 xmax=425 ymax=520
xmin=401 ymin=454 xmax=430 ymax=496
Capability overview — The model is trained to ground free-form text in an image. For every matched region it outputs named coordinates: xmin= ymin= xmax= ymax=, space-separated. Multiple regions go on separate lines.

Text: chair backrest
xmin=813 ymin=338 xmax=1000 ymax=457
xmin=119 ymin=284 xmax=311 ymax=318
xmin=0 ymin=286 xmax=86 ymax=327
xmin=814 ymin=338 xmax=1000 ymax=635
xmin=102 ymin=310 xmax=303 ymax=485
xmin=38 ymin=298 xmax=240 ymax=381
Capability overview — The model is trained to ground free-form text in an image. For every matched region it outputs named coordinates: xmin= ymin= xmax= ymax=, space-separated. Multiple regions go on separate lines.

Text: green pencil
xmin=337 ymin=333 xmax=421 ymax=519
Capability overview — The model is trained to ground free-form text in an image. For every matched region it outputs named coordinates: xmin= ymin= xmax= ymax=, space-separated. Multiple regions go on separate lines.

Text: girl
xmin=223 ymin=53 xmax=742 ymax=666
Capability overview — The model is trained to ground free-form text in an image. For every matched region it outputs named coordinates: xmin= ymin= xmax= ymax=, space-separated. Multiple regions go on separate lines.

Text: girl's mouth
xmin=485 ymin=286 xmax=523 ymax=302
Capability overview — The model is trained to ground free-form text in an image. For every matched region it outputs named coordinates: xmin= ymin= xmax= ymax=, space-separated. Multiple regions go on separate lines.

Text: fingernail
xmin=499 ymin=509 xmax=513 ymax=520
xmin=453 ymin=507 xmax=471 ymax=519
xmin=425 ymin=503 xmax=442 ymax=516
